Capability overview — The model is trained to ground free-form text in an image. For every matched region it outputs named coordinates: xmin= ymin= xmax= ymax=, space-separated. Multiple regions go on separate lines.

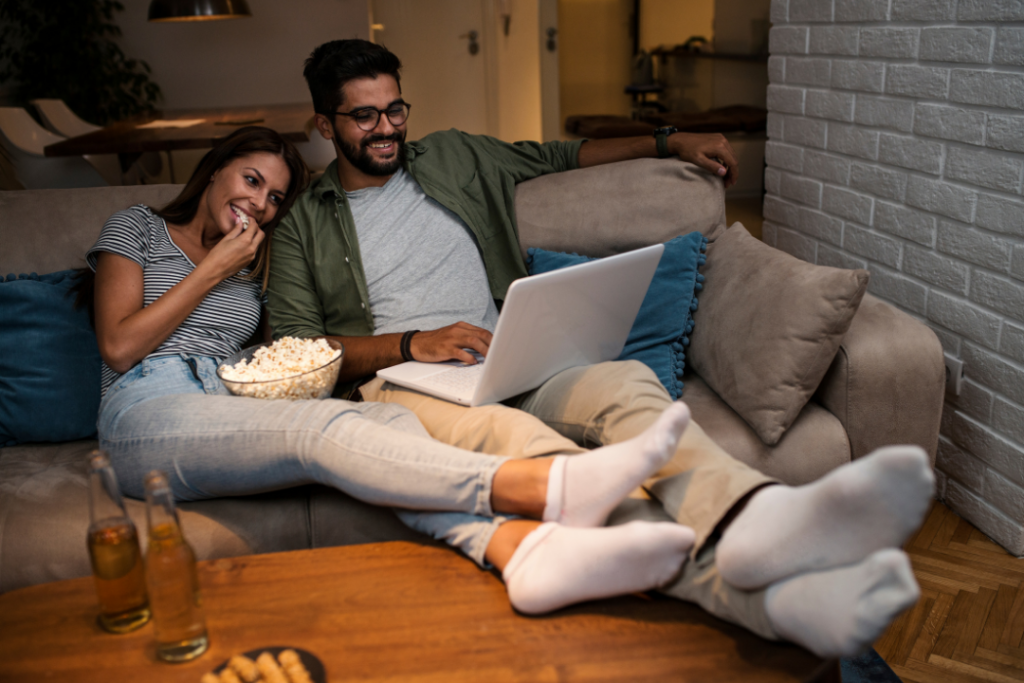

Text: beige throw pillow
xmin=688 ymin=224 xmax=869 ymax=445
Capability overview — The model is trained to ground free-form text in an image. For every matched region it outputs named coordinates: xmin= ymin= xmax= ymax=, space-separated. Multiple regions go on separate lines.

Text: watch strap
xmin=653 ymin=126 xmax=678 ymax=158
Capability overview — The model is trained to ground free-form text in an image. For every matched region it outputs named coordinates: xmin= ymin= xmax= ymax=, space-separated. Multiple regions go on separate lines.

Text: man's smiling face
xmin=331 ymin=75 xmax=407 ymax=178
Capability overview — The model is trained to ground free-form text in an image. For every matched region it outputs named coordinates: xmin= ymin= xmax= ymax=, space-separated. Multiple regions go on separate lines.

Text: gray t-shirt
xmin=347 ymin=168 xmax=500 ymax=335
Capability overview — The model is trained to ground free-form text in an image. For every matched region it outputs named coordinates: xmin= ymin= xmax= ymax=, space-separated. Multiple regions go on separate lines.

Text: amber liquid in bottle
xmin=144 ymin=471 xmax=209 ymax=662
xmin=87 ymin=451 xmax=150 ymax=633
xmin=88 ymin=520 xmax=150 ymax=633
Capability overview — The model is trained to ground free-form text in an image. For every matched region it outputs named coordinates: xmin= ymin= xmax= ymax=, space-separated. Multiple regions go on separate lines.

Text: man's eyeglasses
xmin=332 ymin=103 xmax=412 ymax=132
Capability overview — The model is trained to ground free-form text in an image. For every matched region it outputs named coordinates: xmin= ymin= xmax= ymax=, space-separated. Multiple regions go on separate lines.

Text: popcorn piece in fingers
xmin=229 ymin=654 xmax=260 ymax=683
xmin=231 ymin=206 xmax=250 ymax=232
xmin=200 ymin=674 xmax=220 ymax=683
xmin=219 ymin=667 xmax=242 ymax=683
xmin=256 ymin=651 xmax=289 ymax=683
xmin=278 ymin=649 xmax=313 ymax=683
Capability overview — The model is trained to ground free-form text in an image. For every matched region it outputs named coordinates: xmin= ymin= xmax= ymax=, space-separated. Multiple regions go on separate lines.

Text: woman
xmin=88 ymin=126 xmax=696 ymax=615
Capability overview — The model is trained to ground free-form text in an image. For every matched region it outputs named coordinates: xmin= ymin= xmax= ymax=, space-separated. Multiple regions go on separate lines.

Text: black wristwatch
xmin=653 ymin=126 xmax=679 ymax=158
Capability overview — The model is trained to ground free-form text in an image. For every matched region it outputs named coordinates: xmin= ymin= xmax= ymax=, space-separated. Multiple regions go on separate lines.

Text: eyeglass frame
xmin=330 ymin=102 xmax=412 ymax=132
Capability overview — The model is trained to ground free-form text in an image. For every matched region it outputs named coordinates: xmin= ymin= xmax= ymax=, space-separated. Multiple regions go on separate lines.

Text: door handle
xmin=459 ymin=30 xmax=480 ymax=55
xmin=546 ymin=27 xmax=557 ymax=52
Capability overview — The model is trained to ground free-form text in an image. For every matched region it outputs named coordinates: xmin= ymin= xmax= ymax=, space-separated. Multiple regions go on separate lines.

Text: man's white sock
xmin=543 ymin=402 xmax=690 ymax=527
xmin=717 ymin=445 xmax=934 ymax=589
xmin=503 ymin=521 xmax=695 ymax=615
xmin=765 ymin=549 xmax=921 ymax=658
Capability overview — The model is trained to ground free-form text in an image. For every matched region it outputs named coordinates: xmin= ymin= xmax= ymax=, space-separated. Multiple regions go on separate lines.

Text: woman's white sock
xmin=766 ymin=549 xmax=921 ymax=658
xmin=503 ymin=521 xmax=695 ymax=615
xmin=543 ymin=402 xmax=690 ymax=527
xmin=717 ymin=445 xmax=934 ymax=589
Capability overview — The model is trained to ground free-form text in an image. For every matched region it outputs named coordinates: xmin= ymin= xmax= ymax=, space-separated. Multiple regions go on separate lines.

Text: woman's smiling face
xmin=202 ymin=152 xmax=291 ymax=235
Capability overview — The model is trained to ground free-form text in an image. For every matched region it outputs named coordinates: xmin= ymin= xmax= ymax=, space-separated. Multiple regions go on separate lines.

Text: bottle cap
xmin=144 ymin=470 xmax=170 ymax=491
xmin=89 ymin=449 xmax=111 ymax=471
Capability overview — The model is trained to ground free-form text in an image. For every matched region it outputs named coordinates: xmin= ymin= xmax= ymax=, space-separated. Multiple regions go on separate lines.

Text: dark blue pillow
xmin=0 ymin=270 xmax=101 ymax=446
xmin=527 ymin=234 xmax=707 ymax=399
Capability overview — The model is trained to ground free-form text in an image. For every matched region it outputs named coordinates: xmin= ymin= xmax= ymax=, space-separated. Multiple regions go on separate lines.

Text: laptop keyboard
xmin=420 ymin=362 xmax=485 ymax=395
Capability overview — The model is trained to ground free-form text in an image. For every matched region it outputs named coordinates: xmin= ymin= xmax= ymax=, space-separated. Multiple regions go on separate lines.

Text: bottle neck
xmin=144 ymin=478 xmax=182 ymax=543
xmin=88 ymin=455 xmax=129 ymax=528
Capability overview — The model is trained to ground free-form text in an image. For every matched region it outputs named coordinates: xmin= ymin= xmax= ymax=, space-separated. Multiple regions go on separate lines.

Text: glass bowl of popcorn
xmin=217 ymin=337 xmax=344 ymax=400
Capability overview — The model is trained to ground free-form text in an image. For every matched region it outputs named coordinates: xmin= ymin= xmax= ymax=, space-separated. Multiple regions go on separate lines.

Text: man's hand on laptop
xmin=410 ymin=322 xmax=492 ymax=364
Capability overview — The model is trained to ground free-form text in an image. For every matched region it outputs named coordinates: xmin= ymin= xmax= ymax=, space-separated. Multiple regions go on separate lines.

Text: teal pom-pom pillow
xmin=0 ymin=270 xmax=102 ymax=446
xmin=527 ymin=233 xmax=707 ymax=399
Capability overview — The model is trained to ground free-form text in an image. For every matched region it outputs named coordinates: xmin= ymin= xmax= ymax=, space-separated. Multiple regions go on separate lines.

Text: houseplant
xmin=0 ymin=0 xmax=161 ymax=126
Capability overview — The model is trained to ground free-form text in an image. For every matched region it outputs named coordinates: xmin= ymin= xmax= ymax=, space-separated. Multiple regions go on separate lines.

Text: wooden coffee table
xmin=0 ymin=542 xmax=838 ymax=682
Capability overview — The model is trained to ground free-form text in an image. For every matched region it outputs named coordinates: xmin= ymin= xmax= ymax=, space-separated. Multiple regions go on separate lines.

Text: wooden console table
xmin=0 ymin=542 xmax=837 ymax=682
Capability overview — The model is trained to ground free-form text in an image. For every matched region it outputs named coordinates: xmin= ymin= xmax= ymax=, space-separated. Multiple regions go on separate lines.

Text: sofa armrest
xmin=814 ymin=293 xmax=945 ymax=465
xmin=513 ymin=158 xmax=726 ymax=260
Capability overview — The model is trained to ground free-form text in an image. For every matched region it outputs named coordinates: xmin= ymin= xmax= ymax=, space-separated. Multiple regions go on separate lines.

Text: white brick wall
xmin=766 ymin=0 xmax=1024 ymax=555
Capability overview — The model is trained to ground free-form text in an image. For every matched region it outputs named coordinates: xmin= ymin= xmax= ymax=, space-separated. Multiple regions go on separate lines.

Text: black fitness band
xmin=400 ymin=330 xmax=419 ymax=362
xmin=653 ymin=125 xmax=679 ymax=159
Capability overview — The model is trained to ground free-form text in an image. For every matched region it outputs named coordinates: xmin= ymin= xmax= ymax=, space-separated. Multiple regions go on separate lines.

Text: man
xmin=267 ymin=39 xmax=932 ymax=657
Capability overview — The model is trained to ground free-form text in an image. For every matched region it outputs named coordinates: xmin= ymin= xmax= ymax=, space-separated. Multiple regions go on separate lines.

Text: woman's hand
xmin=200 ymin=220 xmax=266 ymax=281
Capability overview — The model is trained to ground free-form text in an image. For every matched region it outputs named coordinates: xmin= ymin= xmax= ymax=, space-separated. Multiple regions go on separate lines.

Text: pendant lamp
xmin=148 ymin=0 xmax=252 ymax=22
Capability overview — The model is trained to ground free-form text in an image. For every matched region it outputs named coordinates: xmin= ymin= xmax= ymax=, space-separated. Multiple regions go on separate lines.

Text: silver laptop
xmin=375 ymin=243 xmax=664 ymax=407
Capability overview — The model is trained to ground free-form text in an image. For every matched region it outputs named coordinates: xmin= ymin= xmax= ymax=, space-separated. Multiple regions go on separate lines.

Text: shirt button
xmin=345 ymin=257 xmax=350 ymax=263
xmin=361 ymin=303 xmax=366 ymax=309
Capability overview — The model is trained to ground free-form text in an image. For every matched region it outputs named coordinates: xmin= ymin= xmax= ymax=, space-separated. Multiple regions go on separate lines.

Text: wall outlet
xmin=944 ymin=353 xmax=964 ymax=396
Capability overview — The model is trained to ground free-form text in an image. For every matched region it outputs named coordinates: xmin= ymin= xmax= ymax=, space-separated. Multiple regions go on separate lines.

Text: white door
xmin=370 ymin=0 xmax=548 ymax=143
xmin=370 ymin=0 xmax=491 ymax=140
xmin=539 ymin=0 xmax=561 ymax=141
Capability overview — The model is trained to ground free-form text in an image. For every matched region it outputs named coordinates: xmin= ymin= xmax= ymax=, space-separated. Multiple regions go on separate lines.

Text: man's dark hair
xmin=303 ymin=40 xmax=402 ymax=115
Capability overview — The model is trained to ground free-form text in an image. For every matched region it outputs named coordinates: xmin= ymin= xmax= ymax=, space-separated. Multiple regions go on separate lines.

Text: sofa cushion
xmin=679 ymin=373 xmax=851 ymax=486
xmin=526 ymin=233 xmax=707 ymax=399
xmin=0 ymin=441 xmax=411 ymax=592
xmin=0 ymin=270 xmax=101 ymax=446
xmin=688 ymin=224 xmax=869 ymax=446
xmin=0 ymin=184 xmax=183 ymax=275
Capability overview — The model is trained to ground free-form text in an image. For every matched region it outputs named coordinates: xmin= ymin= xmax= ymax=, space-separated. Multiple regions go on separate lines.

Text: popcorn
xmin=219 ymin=337 xmax=342 ymax=400
xmin=231 ymin=206 xmax=250 ymax=231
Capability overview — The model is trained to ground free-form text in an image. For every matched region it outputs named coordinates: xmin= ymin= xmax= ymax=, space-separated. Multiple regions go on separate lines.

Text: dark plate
xmin=211 ymin=646 xmax=325 ymax=682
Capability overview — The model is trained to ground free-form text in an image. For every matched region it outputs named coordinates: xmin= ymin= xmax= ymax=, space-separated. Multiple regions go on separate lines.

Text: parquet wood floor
xmin=876 ymin=501 xmax=1024 ymax=682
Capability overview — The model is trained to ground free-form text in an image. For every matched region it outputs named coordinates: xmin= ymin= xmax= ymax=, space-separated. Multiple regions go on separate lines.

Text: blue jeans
xmin=98 ymin=355 xmax=512 ymax=565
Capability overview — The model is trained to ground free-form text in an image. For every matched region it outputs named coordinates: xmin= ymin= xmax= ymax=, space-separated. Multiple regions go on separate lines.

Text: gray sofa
xmin=0 ymin=159 xmax=945 ymax=593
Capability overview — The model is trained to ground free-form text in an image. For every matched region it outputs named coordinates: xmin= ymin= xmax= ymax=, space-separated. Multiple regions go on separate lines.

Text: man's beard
xmin=336 ymin=125 xmax=407 ymax=176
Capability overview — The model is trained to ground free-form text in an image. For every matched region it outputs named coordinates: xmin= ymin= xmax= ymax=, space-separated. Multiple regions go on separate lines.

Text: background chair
xmin=30 ymin=99 xmax=164 ymax=185
xmin=0 ymin=107 xmax=107 ymax=190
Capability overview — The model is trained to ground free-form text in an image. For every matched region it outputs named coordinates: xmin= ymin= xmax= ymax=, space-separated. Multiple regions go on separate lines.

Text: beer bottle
xmin=143 ymin=470 xmax=209 ymax=662
xmin=87 ymin=450 xmax=150 ymax=633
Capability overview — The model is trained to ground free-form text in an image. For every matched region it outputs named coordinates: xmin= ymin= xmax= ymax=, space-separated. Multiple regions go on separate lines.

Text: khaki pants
xmin=361 ymin=359 xmax=779 ymax=640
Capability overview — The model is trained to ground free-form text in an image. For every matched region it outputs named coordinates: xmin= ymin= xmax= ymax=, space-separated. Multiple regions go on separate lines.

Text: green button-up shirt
xmin=266 ymin=129 xmax=584 ymax=395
